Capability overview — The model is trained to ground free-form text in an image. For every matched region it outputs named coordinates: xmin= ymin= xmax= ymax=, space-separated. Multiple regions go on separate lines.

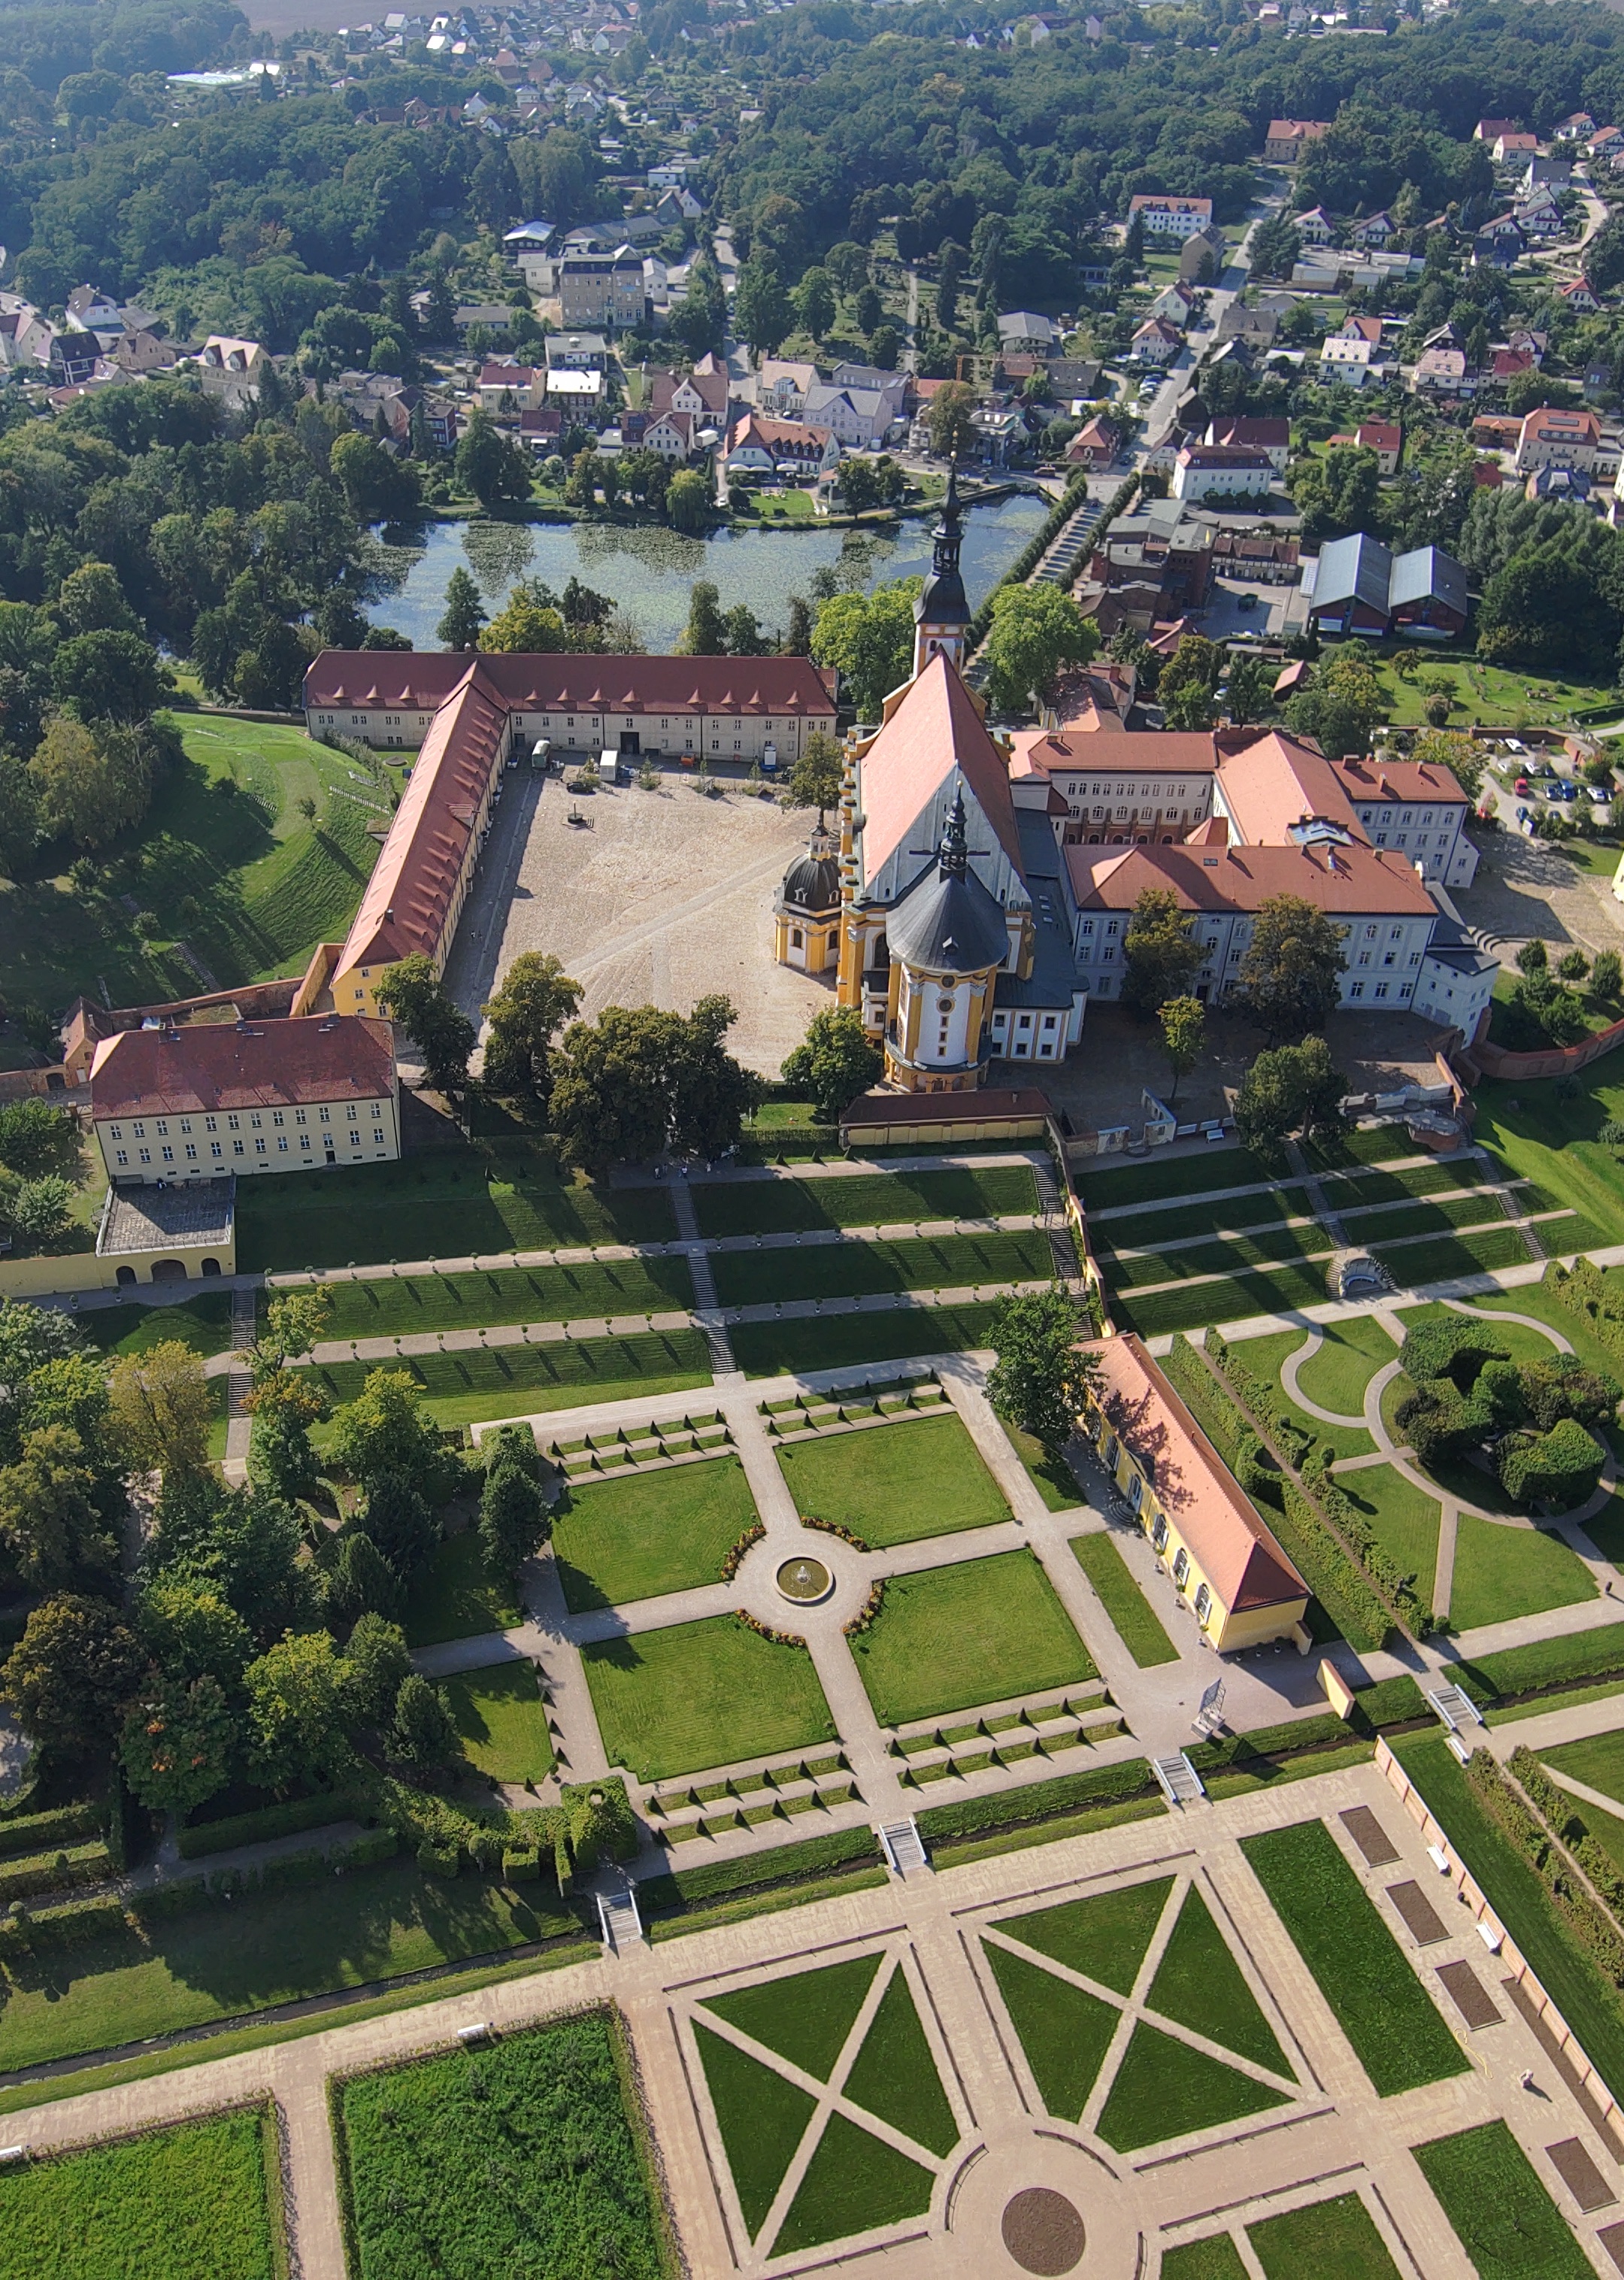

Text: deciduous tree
xmin=2 ymin=1593 xmax=145 ymax=1757
xmin=481 ymin=951 xmax=582 ymax=1104
xmin=1122 ymin=888 xmax=1201 ymax=1019
xmin=108 ymin=1341 xmax=212 ymax=1477
xmin=983 ymin=584 xmax=1098 ymax=715
xmin=120 ymin=1672 xmax=235 ymax=1818
xmin=244 ymin=1629 xmax=352 ymax=1793
xmin=783 ymin=728 xmax=843 ymax=822
xmin=1237 ymin=894 xmax=1347 ymax=1041
xmin=925 ymin=382 xmax=977 ymax=462
xmin=986 ymin=1285 xmax=1096 ymax=1457
xmin=1233 ymin=1036 xmax=1346 ymax=1151
xmin=374 ymin=953 xmax=477 ymax=1093
xmin=810 ymin=579 xmax=922 ymax=719
xmin=781 ymin=1007 xmax=883 ymax=1123
xmin=1158 ymin=995 xmax=1205 ymax=1105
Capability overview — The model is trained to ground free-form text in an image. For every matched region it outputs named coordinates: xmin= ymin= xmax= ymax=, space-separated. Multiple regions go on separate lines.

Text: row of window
xmin=115 ymin=1129 xmax=375 ymax=1166
xmin=1356 ymin=808 xmax=1447 ymax=829
xmin=108 ymin=1106 xmax=383 ymax=1139
xmin=1374 ymin=832 xmax=1452 ymax=850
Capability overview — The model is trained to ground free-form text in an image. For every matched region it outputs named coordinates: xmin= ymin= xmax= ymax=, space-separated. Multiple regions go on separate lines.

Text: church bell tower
xmin=911 ymin=465 xmax=972 ymax=679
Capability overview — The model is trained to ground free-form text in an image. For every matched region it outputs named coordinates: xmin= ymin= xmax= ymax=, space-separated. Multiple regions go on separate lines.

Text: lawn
xmin=704 ymin=1954 xmax=880 ymax=2078
xmin=1247 ymin=2193 xmax=1400 ymax=2279
xmin=338 ymin=2012 xmax=668 ymax=2280
xmin=581 ymin=1614 xmax=836 ymax=1781
xmin=553 ymin=1454 xmax=760 ymax=1610
xmin=1162 ymin=2241 xmax=1249 ymax=2280
xmin=996 ymin=1876 xmax=1171 ymax=1994
xmin=1095 ymin=2019 xmax=1288 ymax=2151
xmin=1412 ymin=2120 xmax=1593 ymax=2280
xmin=1540 ymin=1727 xmax=1624 ymax=1809
xmin=1229 ymin=1325 xmax=1376 ymax=1460
xmin=1466 ymin=1285 xmax=1624 ymax=1385
xmin=238 ymin=1146 xmax=676 ymax=1273
xmin=401 ymin=1530 xmax=523 ymax=1648
xmin=1110 ymin=1259 xmax=1335 ymax=1340
xmin=1295 ymin=1315 xmax=1399 ymax=1419
xmin=1447 ymin=1514 xmax=1598 ymax=1633
xmin=302 ymin=1326 xmax=713 ymax=1430
xmin=1108 ymin=1187 xmax=1309 ymax=1246
xmin=1147 ymin=1884 xmax=1289 ymax=2075
xmin=1471 ymin=1073 xmax=1624 ymax=1260
xmin=840 ymin=1965 xmax=958 ymax=2157
xmin=1335 ymin=1466 xmax=1441 ymax=1599
xmin=731 ymin=1302 xmax=1003 ymax=1378
xmin=440 ymin=1658 xmax=554 ymax=1784
xmin=1240 ymin=1818 xmax=1468 ymax=2096
xmin=1098 ymin=1220 xmax=1332 ymax=1291
xmin=0 ymin=720 xmax=383 ymax=1016
xmin=981 ymin=1938 xmax=1119 ymax=2121
xmin=79 ymin=1291 xmax=236 ymax=1359
xmin=693 ymin=1165 xmax=1038 ymax=1241
xmin=710 ymin=1228 xmax=1053 ymax=1309
xmin=1371 ymin=1226 xmax=1532 ymax=1287
xmin=307 ymin=1255 xmax=695 ymax=1340
xmin=1070 ymin=1531 xmax=1178 ymax=1666
xmin=1077 ymin=1148 xmax=1277 ymax=1214
xmin=0 ymin=1863 xmax=577 ymax=2072
xmin=847 ymin=1549 xmax=1095 ymax=1727
xmin=0 ymin=2109 xmax=280 ymax=2280
xmin=776 ymin=1412 xmax=1009 ymax=1547
xmin=771 ymin=2111 xmax=935 ymax=2256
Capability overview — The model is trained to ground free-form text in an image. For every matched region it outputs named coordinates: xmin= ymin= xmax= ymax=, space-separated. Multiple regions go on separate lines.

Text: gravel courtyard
xmin=441 ymin=766 xmax=832 ymax=1075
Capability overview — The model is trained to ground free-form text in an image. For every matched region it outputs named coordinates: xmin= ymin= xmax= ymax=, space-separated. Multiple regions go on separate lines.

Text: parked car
xmin=1516 ymin=803 xmax=1532 ymax=822
xmin=1558 ymin=781 xmax=1579 ymax=802
xmin=1591 ymin=784 xmax=1614 ymax=806
xmin=1514 ymin=775 xmax=1531 ymax=794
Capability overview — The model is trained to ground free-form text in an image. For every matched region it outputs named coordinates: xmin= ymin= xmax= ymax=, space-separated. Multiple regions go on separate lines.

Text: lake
xmin=365 ymin=492 xmax=1049 ymax=652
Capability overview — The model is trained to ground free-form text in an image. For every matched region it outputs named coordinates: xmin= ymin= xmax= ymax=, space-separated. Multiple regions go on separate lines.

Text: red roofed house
xmin=1515 ymin=405 xmax=1601 ymax=472
xmin=90 ymin=1016 xmax=400 ymax=1187
xmin=723 ymin=413 xmax=841 ymax=480
xmin=1128 ymin=193 xmax=1213 ymax=240
xmin=1065 ymin=413 xmax=1125 ymax=468
xmin=1263 ymin=119 xmax=1329 ymax=163
xmin=1561 ymin=277 xmax=1601 ymax=314
xmin=1204 ymin=414 xmax=1290 ymax=470
xmin=1326 ymin=420 xmax=1401 ymax=474
xmin=1079 ymin=1334 xmax=1309 ymax=1652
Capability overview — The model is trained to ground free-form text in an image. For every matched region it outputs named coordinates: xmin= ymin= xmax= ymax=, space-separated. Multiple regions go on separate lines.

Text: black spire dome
xmin=939 ymin=788 xmax=970 ymax=881
xmin=914 ymin=462 xmax=971 ymax=631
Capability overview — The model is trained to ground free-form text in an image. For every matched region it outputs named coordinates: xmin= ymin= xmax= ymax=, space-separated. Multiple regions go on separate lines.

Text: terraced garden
xmin=694 ymin=1162 xmax=1039 ymax=1240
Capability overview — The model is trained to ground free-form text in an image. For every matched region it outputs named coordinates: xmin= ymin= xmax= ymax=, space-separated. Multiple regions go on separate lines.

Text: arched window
xmin=1194 ymin=1581 xmax=1212 ymax=1625
xmin=1171 ymin=1546 xmax=1190 ymax=1589
xmin=1150 ymin=1513 xmax=1168 ymax=1553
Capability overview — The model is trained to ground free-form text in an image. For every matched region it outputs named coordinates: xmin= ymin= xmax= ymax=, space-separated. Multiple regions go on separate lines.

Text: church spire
xmin=939 ymin=787 xmax=970 ymax=882
xmin=912 ymin=458 xmax=971 ymax=679
xmin=932 ymin=462 xmax=965 ymax=586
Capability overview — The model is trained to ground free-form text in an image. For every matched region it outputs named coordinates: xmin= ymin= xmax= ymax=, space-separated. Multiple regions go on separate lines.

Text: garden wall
xmin=1467 ymin=1004 xmax=1624 ymax=1084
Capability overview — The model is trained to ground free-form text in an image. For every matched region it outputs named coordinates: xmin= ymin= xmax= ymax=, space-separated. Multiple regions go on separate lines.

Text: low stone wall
xmin=1468 ymin=1008 xmax=1624 ymax=1084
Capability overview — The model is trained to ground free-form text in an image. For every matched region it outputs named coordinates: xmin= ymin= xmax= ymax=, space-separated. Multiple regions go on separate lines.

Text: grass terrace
xmin=731 ymin=1302 xmax=1003 ymax=1379
xmin=710 ymin=1228 xmax=1053 ymax=1309
xmin=581 ymin=1614 xmax=836 ymax=1783
xmin=1076 ymin=1148 xmax=1278 ymax=1213
xmin=692 ymin=1163 xmax=1039 ymax=1241
xmin=1471 ymin=1072 xmax=1624 ymax=1259
xmin=776 ymin=1411 xmax=1010 ymax=1548
xmin=304 ymin=1255 xmax=696 ymax=1341
xmin=302 ymin=1326 xmax=714 ymax=1430
xmin=553 ymin=1455 xmax=760 ymax=1610
xmin=848 ymin=1549 xmax=1095 ymax=1727
xmin=1447 ymin=1512 xmax=1597 ymax=1631
xmin=79 ymin=1291 xmax=236 ymax=1359
xmin=1110 ymin=1258 xmax=1333 ymax=1341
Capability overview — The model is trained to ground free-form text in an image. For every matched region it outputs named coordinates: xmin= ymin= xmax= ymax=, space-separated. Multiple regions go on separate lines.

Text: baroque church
xmin=774 ymin=474 xmax=1086 ymax=1093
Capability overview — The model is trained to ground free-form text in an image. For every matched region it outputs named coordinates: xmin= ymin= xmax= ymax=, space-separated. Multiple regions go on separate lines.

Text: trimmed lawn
xmin=238 ymin=1148 xmax=675 ymax=1273
xmin=695 ymin=2024 xmax=815 ymax=2239
xmin=301 ymin=1326 xmax=713 ymax=1430
xmin=732 ymin=1302 xmax=1001 ymax=1378
xmin=848 ymin=1549 xmax=1095 ymax=1727
xmin=1447 ymin=1513 xmax=1597 ymax=1633
xmin=1466 ymin=1285 xmax=1624 ymax=1384
xmin=771 ymin=2110 xmax=935 ymax=2255
xmin=694 ymin=1164 xmax=1038 ymax=1240
xmin=776 ymin=1412 xmax=1009 ymax=1547
xmin=1413 ymin=2120 xmax=1592 ymax=2280
xmin=711 ymin=1228 xmax=1052 ymax=1308
xmin=1147 ymin=1884 xmax=1289 ymax=2075
xmin=1241 ymin=1818 xmax=1468 ymax=2097
xmin=995 ymin=1876 xmax=1171 ymax=1997
xmin=1077 ymin=1148 xmax=1277 ymax=1212
xmin=1394 ymin=1733 xmax=1624 ymax=2100
xmin=1162 ymin=2240 xmax=1249 ymax=2280
xmin=1070 ymin=1532 xmax=1178 ymax=1667
xmin=1334 ymin=1465 xmax=1441 ymax=1597
xmin=1112 ymin=1260 xmax=1334 ymax=1340
xmin=1473 ymin=1073 xmax=1624 ymax=1256
xmin=982 ymin=1939 xmax=1118 ymax=2121
xmin=0 ymin=2110 xmax=279 ymax=2280
xmin=0 ymin=1863 xmax=577 ymax=2072
xmin=440 ymin=1658 xmax=554 ymax=1784
xmin=401 ymin=1530 xmax=523 ymax=1648
xmin=1540 ymin=1727 xmax=1624 ymax=1809
xmin=1107 ymin=1187 xmax=1307 ymax=1245
xmin=553 ymin=1454 xmax=759 ymax=1611
xmin=581 ymin=1614 xmax=836 ymax=1781
xmin=841 ymin=1965 xmax=959 ymax=2157
xmin=1295 ymin=1314 xmax=1399 ymax=1419
xmin=80 ymin=1292 xmax=236 ymax=1359
xmin=703 ymin=1955 xmax=880 ymax=2081
xmin=1008 ymin=1421 xmax=1085 ymax=1511
xmin=305 ymin=1254 xmax=695 ymax=1339
xmin=1248 ymin=2193 xmax=1400 ymax=2279
xmin=1229 ymin=1326 xmax=1376 ymax=1460
xmin=1372 ymin=1226 xmax=1532 ymax=1286
xmin=1099 ymin=1222 xmax=1332 ymax=1292
xmin=1095 ymin=2020 xmax=1288 ymax=2151
xmin=339 ymin=2012 xmax=665 ymax=2280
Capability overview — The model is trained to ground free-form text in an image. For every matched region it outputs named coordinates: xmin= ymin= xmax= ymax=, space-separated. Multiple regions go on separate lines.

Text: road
xmin=1131 ymin=189 xmax=1283 ymax=453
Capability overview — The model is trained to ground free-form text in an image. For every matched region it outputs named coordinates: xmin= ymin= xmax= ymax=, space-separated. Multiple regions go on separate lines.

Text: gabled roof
xmin=855 ymin=654 xmax=1023 ymax=882
xmin=1333 ymin=756 xmax=1470 ymax=807
xmin=90 ymin=1016 xmax=395 ymax=1117
xmin=1215 ymin=729 xmax=1367 ymax=847
xmin=304 ymin=652 xmax=837 ymax=719
xmin=1067 ymin=837 xmax=1437 ymax=917
xmin=1311 ymin=531 xmax=1394 ymax=614
xmin=1389 ymin=544 xmax=1468 ymax=619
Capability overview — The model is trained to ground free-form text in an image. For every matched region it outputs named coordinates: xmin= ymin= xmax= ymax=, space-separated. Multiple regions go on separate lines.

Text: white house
xmin=1319 ymin=335 xmax=1374 ymax=387
xmin=1171 ymin=444 xmax=1274 ymax=501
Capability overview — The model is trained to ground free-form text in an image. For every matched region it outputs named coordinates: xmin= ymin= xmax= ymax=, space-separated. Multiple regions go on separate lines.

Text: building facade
xmin=558 ymin=247 xmax=645 ymax=330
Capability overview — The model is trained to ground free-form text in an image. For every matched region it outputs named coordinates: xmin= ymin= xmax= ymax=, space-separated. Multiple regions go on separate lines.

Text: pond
xmin=365 ymin=491 xmax=1049 ymax=652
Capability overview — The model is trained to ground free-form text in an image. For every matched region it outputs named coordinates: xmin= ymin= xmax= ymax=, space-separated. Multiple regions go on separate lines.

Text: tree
xmin=481 ymin=581 xmax=568 ymax=653
xmin=868 ymin=324 xmax=899 ymax=371
xmin=374 ymin=953 xmax=477 ymax=1093
xmin=328 ymin=1369 xmax=455 ymax=1505
xmin=9 ymin=1177 xmax=75 ymax=1243
xmin=1123 ymin=889 xmax=1202 ymax=1019
xmin=244 ymin=1629 xmax=352 ymax=1793
xmin=1286 ymin=446 xmax=1381 ymax=543
xmin=810 ymin=580 xmax=922 ymax=718
xmin=1283 ymin=647 xmax=1385 ymax=757
xmin=108 ymin=1342 xmax=212 ymax=1477
xmin=360 ymin=1473 xmax=438 ymax=1578
xmin=794 ymin=267 xmax=837 ymax=340
xmin=2 ymin=1593 xmax=145 ymax=1757
xmin=671 ymin=995 xmax=762 ymax=1160
xmin=1159 ymin=996 xmax=1205 ymax=1105
xmin=0 ymin=1424 xmax=117 ymax=1591
xmin=136 ymin=1579 xmax=252 ymax=1698
xmin=29 ymin=716 xmax=147 ymax=850
xmin=144 ymin=1472 xmax=317 ymax=1648
xmin=327 ymin=1530 xmax=401 ymax=1627
xmin=1407 ymin=727 xmax=1485 ymax=804
xmin=1233 ymin=1037 xmax=1346 ymax=1151
xmin=1250 ymin=216 xmax=1301 ymax=278
xmin=681 ymin=580 xmax=727 ymax=656
xmin=781 ymin=1007 xmax=883 ymax=1123
xmin=667 ymin=468 xmax=712 ymax=533
xmin=1158 ymin=633 xmax=1224 ymax=707
xmin=1224 ymin=653 xmax=1277 ymax=726
xmin=330 ymin=432 xmax=419 ymax=523
xmin=1498 ymin=1417 xmax=1607 ymax=1512
xmin=735 ymin=257 xmax=793 ymax=359
xmin=51 ymin=630 xmax=168 ymax=723
xmin=925 ymin=383 xmax=977 ymax=463
xmin=481 ymin=951 xmax=582 ymax=1103
xmin=120 ymin=1672 xmax=234 ymax=1818
xmin=341 ymin=1613 xmax=412 ymax=1726
xmin=986 ymin=1285 xmax=1097 ymax=1455
xmin=0 ymin=1099 xmax=80 ymax=1180
xmin=454 ymin=408 xmax=531 ymax=510
xmin=983 ymin=585 xmax=1098 ymax=715
xmin=549 ymin=999 xmax=757 ymax=1174
xmin=1595 ymin=950 xmax=1622 ymax=1002
xmin=783 ymin=728 xmax=843 ymax=823
xmin=437 ymin=566 xmax=486 ymax=650
xmin=479 ymin=1463 xmax=550 ymax=1581
xmin=252 ymin=1286 xmax=332 ymax=1382
xmin=1238 ymin=895 xmax=1348 ymax=1041
xmin=388 ymin=1672 xmax=459 ymax=1772
xmin=247 ymin=1372 xmax=325 ymax=1505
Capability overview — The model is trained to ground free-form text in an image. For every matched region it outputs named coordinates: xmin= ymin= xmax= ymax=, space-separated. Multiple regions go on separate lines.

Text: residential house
xmin=1474 ymin=117 xmax=1522 ymax=141
xmin=1554 ymin=111 xmax=1597 ymax=139
xmin=1471 ymin=226 xmax=1524 ymax=271
xmin=1215 ymin=303 xmax=1279 ymax=350
xmin=1150 ymin=283 xmax=1195 ymax=326
xmin=723 ymin=414 xmax=841 ymax=481
xmin=1205 ymin=415 xmax=1289 ymax=471
xmin=1514 ymin=194 xmax=1565 ymax=241
xmin=1178 ymin=226 xmax=1228 ymax=284
xmin=650 ymin=361 xmax=730 ymax=425
xmin=1490 ymin=346 xmax=1538 ymax=387
xmin=1300 ymin=532 xmax=1468 ymax=638
xmin=1522 ymin=155 xmax=1573 ymax=193
xmin=755 ymin=357 xmax=819 ymax=414
xmin=1514 ymin=405 xmax=1601 ymax=472
xmin=1127 ymin=194 xmax=1213 ymax=240
xmin=1493 ymin=131 xmax=1539 ymax=163
xmin=655 ymin=186 xmax=704 ymax=228
xmin=477 ymin=361 xmax=543 ymax=411
xmin=1264 ymin=118 xmax=1330 ymax=162
xmin=1349 ymin=211 xmax=1397 ymax=247
xmin=1338 ymin=314 xmax=1385 ymax=347
xmin=802 ymin=382 xmax=900 ymax=450
xmin=998 ymin=311 xmax=1061 ymax=354
xmin=1325 ymin=420 xmax=1401 ymax=474
xmin=1172 ymin=444 xmax=1274 ymax=503
xmin=546 ymin=333 xmax=609 ymax=372
xmin=1411 ymin=344 xmax=1474 ymax=397
xmin=559 ymin=247 xmax=645 ymax=331
xmin=1131 ymin=316 xmax=1183 ymax=366
xmin=1333 ymin=753 xmax=1477 ymax=889
xmin=969 ymin=405 xmax=1030 ymax=464
xmin=545 ymin=366 xmax=605 ymax=419
xmin=1318 ymin=335 xmax=1374 ymax=387
xmin=1562 ymin=277 xmax=1601 ymax=314
xmin=641 ymin=408 xmax=696 ymax=461
xmin=194 ymin=335 xmax=268 ymax=402
xmin=1294 ymin=206 xmax=1335 ymax=245
xmin=1065 ymin=414 xmax=1124 ymax=469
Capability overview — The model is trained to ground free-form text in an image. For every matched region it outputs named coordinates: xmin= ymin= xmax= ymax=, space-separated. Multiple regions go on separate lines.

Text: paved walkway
xmin=221 ymin=1287 xmax=255 ymax=1484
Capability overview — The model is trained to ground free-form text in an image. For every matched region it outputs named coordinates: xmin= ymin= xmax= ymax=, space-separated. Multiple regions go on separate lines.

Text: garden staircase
xmin=598 ymin=1881 xmax=644 ymax=1953
xmin=1152 ymin=1753 xmax=1206 ymax=1809
xmin=1428 ymin=1683 xmax=1484 ymax=1764
xmin=877 ymin=1818 xmax=929 ymax=1875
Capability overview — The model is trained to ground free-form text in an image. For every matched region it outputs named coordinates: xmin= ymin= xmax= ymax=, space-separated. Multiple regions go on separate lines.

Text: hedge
xmin=0 ymin=1893 xmax=126 ymax=1954
xmin=0 ymin=1796 xmax=107 ymax=1861
xmin=1464 ymin=1747 xmax=1624 ymax=1985
xmin=0 ymin=1839 xmax=114 ymax=1905
xmin=1547 ymin=1257 xmax=1624 ymax=1372
xmin=914 ymin=1757 xmax=1153 ymax=1845
xmin=962 ymin=470 xmax=1141 ymax=648
xmin=640 ymin=1823 xmax=880 ymax=1918
xmin=178 ymin=1784 xmax=378 ymax=1858
xmin=1454 ymin=1621 xmax=1624 ymax=1708
xmin=1510 ymin=1746 xmax=1624 ymax=1931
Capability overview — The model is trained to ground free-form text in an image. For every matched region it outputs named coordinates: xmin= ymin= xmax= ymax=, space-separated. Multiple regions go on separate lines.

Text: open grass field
xmin=1413 ymin=2119 xmax=1593 ymax=2280
xmin=1447 ymin=1513 xmax=1598 ymax=1632
xmin=704 ymin=1954 xmax=879 ymax=2078
xmin=1335 ymin=1466 xmax=1441 ymax=1599
xmin=1240 ymin=1818 xmax=1468 ymax=2097
xmin=0 ymin=2109 xmax=280 ymax=2280
xmin=440 ymin=1657 xmax=554 ymax=1784
xmin=1248 ymin=2193 xmax=1400 ymax=2278
xmin=553 ymin=1454 xmax=759 ymax=1610
xmin=1242 ymin=1329 xmax=1376 ymax=1462
xmin=848 ymin=1548 xmax=1095 ymax=1727
xmin=776 ymin=1412 xmax=1009 ymax=1548
xmin=302 ymin=1326 xmax=714 ymax=1430
xmin=732 ymin=1302 xmax=1002 ymax=1378
xmin=305 ymin=1254 xmax=695 ymax=1341
xmin=1540 ymin=1727 xmax=1624 ymax=1807
xmin=338 ymin=2011 xmax=668 ymax=2280
xmin=693 ymin=1163 xmax=1039 ymax=1241
xmin=78 ymin=1291 xmax=236 ymax=1359
xmin=0 ymin=717 xmax=383 ymax=1016
xmin=581 ymin=1614 xmax=836 ymax=1781
xmin=710 ymin=1227 xmax=1053 ymax=1309
xmin=401 ymin=1530 xmax=523 ymax=1648
xmin=1077 ymin=1148 xmax=1276 ymax=1214
xmin=0 ymin=1862 xmax=577 ymax=2073
xmin=1295 ymin=1315 xmax=1396 ymax=1419
xmin=1069 ymin=1530 xmax=1178 ymax=1666
xmin=239 ymin=1147 xmax=676 ymax=1274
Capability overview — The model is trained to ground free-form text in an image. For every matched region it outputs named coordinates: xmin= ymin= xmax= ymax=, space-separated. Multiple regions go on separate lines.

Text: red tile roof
xmin=1332 ymin=756 xmax=1470 ymax=807
xmin=1010 ymin=728 xmax=1217 ymax=777
xmin=855 ymin=656 xmax=1024 ymax=880
xmin=304 ymin=650 xmax=837 ymax=720
xmin=1067 ymin=837 xmax=1438 ymax=916
xmin=1214 ymin=729 xmax=1367 ymax=847
xmin=89 ymin=1016 xmax=395 ymax=1117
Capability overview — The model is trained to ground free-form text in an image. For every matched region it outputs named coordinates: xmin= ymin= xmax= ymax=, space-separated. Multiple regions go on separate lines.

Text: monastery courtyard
xmin=440 ymin=762 xmax=831 ymax=1075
